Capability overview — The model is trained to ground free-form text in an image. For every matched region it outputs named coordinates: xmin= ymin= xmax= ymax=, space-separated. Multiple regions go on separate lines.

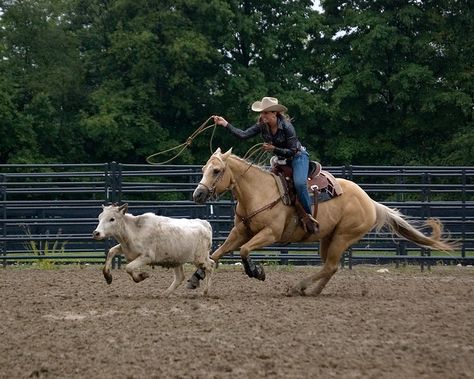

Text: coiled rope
xmin=146 ymin=116 xmax=217 ymax=165
xmin=146 ymin=116 xmax=271 ymax=166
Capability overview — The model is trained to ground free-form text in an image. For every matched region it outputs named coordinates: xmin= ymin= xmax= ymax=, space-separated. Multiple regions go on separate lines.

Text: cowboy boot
xmin=301 ymin=213 xmax=319 ymax=234
xmin=307 ymin=213 xmax=319 ymax=233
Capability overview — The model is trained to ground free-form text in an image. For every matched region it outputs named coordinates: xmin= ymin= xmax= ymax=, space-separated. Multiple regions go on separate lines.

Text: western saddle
xmin=271 ymin=161 xmax=343 ymax=234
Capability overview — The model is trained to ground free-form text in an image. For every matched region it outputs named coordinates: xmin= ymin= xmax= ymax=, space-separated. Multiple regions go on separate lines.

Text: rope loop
xmin=146 ymin=116 xmax=216 ymax=165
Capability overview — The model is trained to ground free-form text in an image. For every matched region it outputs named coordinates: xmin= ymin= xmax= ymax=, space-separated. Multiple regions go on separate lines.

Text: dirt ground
xmin=0 ymin=264 xmax=473 ymax=379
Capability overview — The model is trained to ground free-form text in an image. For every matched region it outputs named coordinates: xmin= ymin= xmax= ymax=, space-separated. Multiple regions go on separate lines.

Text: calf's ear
xmin=119 ymin=203 xmax=128 ymax=214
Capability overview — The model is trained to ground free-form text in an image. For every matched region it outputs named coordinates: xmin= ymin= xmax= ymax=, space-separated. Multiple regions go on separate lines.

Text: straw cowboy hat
xmin=251 ymin=97 xmax=288 ymax=113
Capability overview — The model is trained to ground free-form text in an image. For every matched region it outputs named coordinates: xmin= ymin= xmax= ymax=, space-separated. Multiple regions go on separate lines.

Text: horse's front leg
xmin=239 ymin=227 xmax=277 ymax=281
xmin=211 ymin=222 xmax=250 ymax=262
xmin=103 ymin=244 xmax=122 ymax=284
xmin=186 ymin=223 xmax=249 ymax=290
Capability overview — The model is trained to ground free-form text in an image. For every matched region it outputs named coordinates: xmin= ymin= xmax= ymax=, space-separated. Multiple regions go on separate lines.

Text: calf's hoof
xmin=132 ymin=272 xmax=149 ymax=283
xmin=103 ymin=269 xmax=113 ymax=285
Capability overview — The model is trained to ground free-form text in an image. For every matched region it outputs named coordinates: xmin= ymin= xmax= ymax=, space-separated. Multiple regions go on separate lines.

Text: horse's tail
xmin=373 ymin=201 xmax=458 ymax=252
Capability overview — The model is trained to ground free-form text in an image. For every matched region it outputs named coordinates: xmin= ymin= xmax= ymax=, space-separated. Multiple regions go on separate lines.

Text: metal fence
xmin=1 ymin=162 xmax=473 ymax=267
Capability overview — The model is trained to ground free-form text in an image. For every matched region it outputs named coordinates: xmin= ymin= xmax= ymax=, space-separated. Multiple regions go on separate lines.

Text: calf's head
xmin=92 ymin=203 xmax=128 ymax=240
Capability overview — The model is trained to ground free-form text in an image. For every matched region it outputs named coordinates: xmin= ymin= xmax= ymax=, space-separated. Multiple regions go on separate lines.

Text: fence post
xmin=107 ymin=161 xmax=121 ymax=204
xmin=461 ymin=168 xmax=466 ymax=259
xmin=105 ymin=162 xmax=123 ymax=269
xmin=0 ymin=174 xmax=5 ymax=267
xmin=280 ymin=249 xmax=288 ymax=265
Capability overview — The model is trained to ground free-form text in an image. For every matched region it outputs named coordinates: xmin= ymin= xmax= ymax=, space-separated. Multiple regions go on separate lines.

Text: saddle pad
xmin=272 ymin=173 xmax=292 ymax=205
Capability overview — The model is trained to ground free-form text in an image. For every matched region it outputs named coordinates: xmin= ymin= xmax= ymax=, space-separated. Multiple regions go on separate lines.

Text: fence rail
xmin=1 ymin=163 xmax=473 ymax=267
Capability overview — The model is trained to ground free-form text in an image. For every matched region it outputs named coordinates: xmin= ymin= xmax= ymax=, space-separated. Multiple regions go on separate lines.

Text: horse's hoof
xmin=254 ymin=265 xmax=266 ymax=281
xmin=286 ymin=286 xmax=305 ymax=297
xmin=186 ymin=277 xmax=200 ymax=290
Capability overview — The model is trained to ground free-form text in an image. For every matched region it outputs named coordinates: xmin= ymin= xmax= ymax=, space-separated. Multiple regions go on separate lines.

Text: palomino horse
xmin=191 ymin=148 xmax=456 ymax=296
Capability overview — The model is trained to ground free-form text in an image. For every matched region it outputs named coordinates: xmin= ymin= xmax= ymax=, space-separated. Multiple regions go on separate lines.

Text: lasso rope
xmin=146 ymin=116 xmax=272 ymax=166
xmin=146 ymin=117 xmax=217 ymax=165
xmin=243 ymin=143 xmax=272 ymax=166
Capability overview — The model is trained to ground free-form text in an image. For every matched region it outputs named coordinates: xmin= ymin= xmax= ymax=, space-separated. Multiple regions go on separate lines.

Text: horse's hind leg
xmin=288 ymin=234 xmax=355 ymax=296
xmin=318 ymin=234 xmax=332 ymax=263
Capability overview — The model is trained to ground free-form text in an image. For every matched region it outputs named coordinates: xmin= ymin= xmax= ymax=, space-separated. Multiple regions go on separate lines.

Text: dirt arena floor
xmin=0 ymin=264 xmax=473 ymax=379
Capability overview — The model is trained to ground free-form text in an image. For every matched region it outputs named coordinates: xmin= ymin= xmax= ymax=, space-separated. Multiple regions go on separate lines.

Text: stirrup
xmin=308 ymin=214 xmax=319 ymax=226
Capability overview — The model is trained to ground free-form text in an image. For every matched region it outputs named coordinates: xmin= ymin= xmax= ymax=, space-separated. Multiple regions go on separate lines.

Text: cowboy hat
xmin=251 ymin=97 xmax=288 ymax=113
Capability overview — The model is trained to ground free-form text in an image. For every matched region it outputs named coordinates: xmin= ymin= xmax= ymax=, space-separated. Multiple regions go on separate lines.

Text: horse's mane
xmin=229 ymin=153 xmax=270 ymax=175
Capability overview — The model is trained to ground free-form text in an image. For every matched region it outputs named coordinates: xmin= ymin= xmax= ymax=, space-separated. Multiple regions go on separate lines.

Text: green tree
xmin=0 ymin=0 xmax=87 ymax=163
xmin=1 ymin=0 xmax=472 ymax=166
xmin=320 ymin=0 xmax=473 ymax=165
xmin=204 ymin=0 xmax=326 ymax=159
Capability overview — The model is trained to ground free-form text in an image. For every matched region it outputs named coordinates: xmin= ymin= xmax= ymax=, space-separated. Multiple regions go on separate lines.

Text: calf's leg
xmin=162 ymin=265 xmax=185 ymax=297
xmin=125 ymin=255 xmax=152 ymax=283
xmin=103 ymin=244 xmax=122 ymax=284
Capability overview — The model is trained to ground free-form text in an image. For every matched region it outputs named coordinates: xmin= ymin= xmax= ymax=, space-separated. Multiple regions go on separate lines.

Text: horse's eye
xmin=213 ymin=168 xmax=220 ymax=175
xmin=109 ymin=218 xmax=115 ymax=222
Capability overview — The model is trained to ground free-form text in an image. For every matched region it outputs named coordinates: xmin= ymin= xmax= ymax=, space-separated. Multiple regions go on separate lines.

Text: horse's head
xmin=193 ymin=147 xmax=233 ymax=203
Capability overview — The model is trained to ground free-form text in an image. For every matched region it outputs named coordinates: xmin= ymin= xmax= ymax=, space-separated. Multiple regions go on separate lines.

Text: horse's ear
xmin=214 ymin=147 xmax=222 ymax=155
xmin=118 ymin=203 xmax=128 ymax=214
xmin=222 ymin=148 xmax=232 ymax=159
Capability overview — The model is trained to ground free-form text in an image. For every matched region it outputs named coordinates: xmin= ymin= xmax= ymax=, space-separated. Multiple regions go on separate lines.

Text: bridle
xmin=197 ymin=170 xmax=225 ymax=200
xmin=197 ymin=154 xmax=256 ymax=201
xmin=197 ymin=156 xmax=229 ymax=201
xmin=198 ymin=154 xmax=282 ymax=229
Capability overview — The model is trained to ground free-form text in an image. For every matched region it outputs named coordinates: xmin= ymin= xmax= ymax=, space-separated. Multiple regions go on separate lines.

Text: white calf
xmin=92 ymin=203 xmax=214 ymax=296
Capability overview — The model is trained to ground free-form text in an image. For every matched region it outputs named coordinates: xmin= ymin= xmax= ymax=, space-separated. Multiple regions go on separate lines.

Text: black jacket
xmin=226 ymin=116 xmax=303 ymax=159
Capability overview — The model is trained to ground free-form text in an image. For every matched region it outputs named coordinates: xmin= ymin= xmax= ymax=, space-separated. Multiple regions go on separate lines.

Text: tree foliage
xmin=0 ymin=0 xmax=472 ymax=165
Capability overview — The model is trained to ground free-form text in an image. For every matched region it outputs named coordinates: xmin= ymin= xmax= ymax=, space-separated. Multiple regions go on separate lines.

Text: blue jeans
xmin=291 ymin=151 xmax=312 ymax=214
